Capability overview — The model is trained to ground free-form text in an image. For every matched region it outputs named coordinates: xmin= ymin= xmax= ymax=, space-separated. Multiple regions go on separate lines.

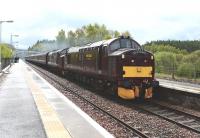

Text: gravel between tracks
xmin=30 ymin=64 xmax=200 ymax=138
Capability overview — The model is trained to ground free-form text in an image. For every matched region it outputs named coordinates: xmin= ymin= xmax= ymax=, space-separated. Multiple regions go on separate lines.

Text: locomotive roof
xmin=48 ymin=49 xmax=62 ymax=55
xmin=67 ymin=46 xmax=82 ymax=53
xmin=67 ymin=38 xmax=118 ymax=53
xmin=109 ymin=48 xmax=133 ymax=56
xmin=83 ymin=38 xmax=117 ymax=48
xmin=28 ymin=53 xmax=47 ymax=57
xmin=67 ymin=37 xmax=139 ymax=53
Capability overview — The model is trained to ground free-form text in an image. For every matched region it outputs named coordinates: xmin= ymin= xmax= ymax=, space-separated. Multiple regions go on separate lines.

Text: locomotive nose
xmin=121 ymin=51 xmax=153 ymax=66
xmin=120 ymin=50 xmax=154 ymax=79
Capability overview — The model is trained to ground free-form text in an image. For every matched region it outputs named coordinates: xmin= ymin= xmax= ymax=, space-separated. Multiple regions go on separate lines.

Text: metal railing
xmin=155 ymin=63 xmax=200 ymax=83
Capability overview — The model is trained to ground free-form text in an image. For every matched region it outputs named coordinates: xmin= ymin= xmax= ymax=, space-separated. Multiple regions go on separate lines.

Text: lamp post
xmin=10 ymin=34 xmax=19 ymax=46
xmin=10 ymin=34 xmax=19 ymax=65
xmin=0 ymin=20 xmax=14 ymax=72
xmin=0 ymin=20 xmax=13 ymax=43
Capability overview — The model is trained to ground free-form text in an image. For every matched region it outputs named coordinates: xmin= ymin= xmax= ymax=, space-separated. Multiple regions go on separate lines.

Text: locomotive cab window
xmin=110 ymin=39 xmax=141 ymax=51
xmin=120 ymin=39 xmax=131 ymax=49
xmin=110 ymin=40 xmax=120 ymax=51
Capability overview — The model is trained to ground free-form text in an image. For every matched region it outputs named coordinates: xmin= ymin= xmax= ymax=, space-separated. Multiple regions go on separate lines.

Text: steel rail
xmin=136 ymin=101 xmax=200 ymax=134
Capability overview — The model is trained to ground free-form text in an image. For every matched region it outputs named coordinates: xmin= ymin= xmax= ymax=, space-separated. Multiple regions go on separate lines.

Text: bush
xmin=177 ymin=63 xmax=195 ymax=78
xmin=144 ymin=44 xmax=188 ymax=54
xmin=155 ymin=52 xmax=177 ymax=74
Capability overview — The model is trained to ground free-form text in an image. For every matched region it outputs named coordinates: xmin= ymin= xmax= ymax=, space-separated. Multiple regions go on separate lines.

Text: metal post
xmin=10 ymin=34 xmax=19 ymax=62
xmin=0 ymin=22 xmax=2 ymax=72
xmin=10 ymin=33 xmax=13 ymax=46
xmin=0 ymin=22 xmax=2 ymax=43
xmin=10 ymin=34 xmax=19 ymax=46
xmin=194 ymin=64 xmax=196 ymax=82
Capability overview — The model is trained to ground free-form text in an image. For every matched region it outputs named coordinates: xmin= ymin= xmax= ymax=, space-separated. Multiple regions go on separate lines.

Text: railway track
xmin=137 ymin=101 xmax=200 ymax=134
xmin=27 ymin=62 xmax=200 ymax=137
xmin=28 ymin=63 xmax=151 ymax=138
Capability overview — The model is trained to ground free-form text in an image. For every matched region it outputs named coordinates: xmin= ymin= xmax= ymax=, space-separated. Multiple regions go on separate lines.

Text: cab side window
xmin=110 ymin=40 xmax=120 ymax=51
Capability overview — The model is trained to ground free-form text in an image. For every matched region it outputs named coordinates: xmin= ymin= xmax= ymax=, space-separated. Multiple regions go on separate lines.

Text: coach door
xmin=101 ymin=46 xmax=108 ymax=75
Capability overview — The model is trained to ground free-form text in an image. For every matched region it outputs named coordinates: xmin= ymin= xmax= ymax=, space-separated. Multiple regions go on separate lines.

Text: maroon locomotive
xmin=26 ymin=36 xmax=159 ymax=100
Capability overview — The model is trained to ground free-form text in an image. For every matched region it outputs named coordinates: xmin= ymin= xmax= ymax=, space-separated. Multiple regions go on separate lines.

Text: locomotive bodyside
xmin=47 ymin=50 xmax=62 ymax=68
xmin=26 ymin=36 xmax=158 ymax=100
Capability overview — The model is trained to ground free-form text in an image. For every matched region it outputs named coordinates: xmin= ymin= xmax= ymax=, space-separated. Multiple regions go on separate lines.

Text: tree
xmin=0 ymin=44 xmax=13 ymax=58
xmin=81 ymin=23 xmax=112 ymax=43
xmin=144 ymin=44 xmax=188 ymax=54
xmin=56 ymin=29 xmax=66 ymax=45
xmin=67 ymin=31 xmax=76 ymax=46
xmin=114 ymin=31 xmax=120 ymax=38
xmin=122 ymin=31 xmax=131 ymax=37
xmin=144 ymin=40 xmax=200 ymax=52
xmin=155 ymin=52 xmax=177 ymax=79
xmin=29 ymin=23 xmax=135 ymax=51
xmin=177 ymin=63 xmax=195 ymax=78
xmin=75 ymin=28 xmax=86 ymax=46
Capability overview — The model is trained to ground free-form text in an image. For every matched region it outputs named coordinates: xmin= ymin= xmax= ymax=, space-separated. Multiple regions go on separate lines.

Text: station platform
xmin=0 ymin=64 xmax=11 ymax=77
xmin=157 ymin=78 xmax=200 ymax=94
xmin=0 ymin=60 xmax=114 ymax=138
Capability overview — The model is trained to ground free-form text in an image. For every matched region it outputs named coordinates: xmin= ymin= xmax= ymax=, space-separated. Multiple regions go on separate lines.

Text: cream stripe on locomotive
xmin=123 ymin=66 xmax=152 ymax=78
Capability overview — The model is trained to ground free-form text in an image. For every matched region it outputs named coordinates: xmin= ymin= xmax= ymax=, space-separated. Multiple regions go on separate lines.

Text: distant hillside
xmin=143 ymin=40 xmax=200 ymax=52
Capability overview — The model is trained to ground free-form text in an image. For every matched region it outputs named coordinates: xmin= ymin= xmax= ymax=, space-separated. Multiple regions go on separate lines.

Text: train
xmin=26 ymin=36 xmax=159 ymax=100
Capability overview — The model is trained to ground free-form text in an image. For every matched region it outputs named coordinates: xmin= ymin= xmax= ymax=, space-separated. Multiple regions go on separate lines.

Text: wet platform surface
xmin=0 ymin=60 xmax=113 ymax=138
xmin=0 ymin=62 xmax=46 ymax=137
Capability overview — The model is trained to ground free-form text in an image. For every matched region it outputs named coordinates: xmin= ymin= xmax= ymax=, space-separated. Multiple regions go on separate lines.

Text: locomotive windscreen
xmin=110 ymin=38 xmax=140 ymax=51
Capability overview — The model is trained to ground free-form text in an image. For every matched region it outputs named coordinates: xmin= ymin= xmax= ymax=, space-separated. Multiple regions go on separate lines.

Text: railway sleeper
xmin=189 ymin=125 xmax=200 ymax=129
xmin=142 ymin=131 xmax=150 ymax=134
xmin=154 ymin=110 xmax=168 ymax=114
xmin=178 ymin=119 xmax=195 ymax=124
xmin=146 ymin=107 xmax=159 ymax=111
xmin=159 ymin=112 xmax=176 ymax=116
xmin=169 ymin=115 xmax=185 ymax=120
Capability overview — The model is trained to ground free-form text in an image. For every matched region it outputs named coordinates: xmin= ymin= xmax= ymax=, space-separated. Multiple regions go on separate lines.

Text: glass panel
xmin=110 ymin=39 xmax=141 ymax=51
xmin=131 ymin=40 xmax=140 ymax=49
xmin=110 ymin=40 xmax=120 ymax=51
xmin=121 ymin=39 xmax=132 ymax=48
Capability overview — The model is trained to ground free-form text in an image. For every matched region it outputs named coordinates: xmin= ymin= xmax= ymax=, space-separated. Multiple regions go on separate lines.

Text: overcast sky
xmin=0 ymin=0 xmax=200 ymax=49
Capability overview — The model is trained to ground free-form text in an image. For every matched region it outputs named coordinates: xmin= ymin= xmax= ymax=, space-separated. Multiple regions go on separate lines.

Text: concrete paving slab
xmin=158 ymin=78 xmax=200 ymax=93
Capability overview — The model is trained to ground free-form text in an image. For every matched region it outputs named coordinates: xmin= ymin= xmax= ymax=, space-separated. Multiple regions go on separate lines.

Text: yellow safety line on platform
xmin=24 ymin=67 xmax=71 ymax=138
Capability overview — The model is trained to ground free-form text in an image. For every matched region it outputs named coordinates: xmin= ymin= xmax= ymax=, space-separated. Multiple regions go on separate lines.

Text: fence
xmin=155 ymin=63 xmax=200 ymax=83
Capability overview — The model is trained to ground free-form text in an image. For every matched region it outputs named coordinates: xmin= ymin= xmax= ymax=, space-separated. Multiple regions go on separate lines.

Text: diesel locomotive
xmin=26 ymin=36 xmax=159 ymax=100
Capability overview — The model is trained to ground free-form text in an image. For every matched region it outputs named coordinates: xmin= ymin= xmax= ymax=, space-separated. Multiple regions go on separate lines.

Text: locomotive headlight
xmin=122 ymin=54 xmax=125 ymax=59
